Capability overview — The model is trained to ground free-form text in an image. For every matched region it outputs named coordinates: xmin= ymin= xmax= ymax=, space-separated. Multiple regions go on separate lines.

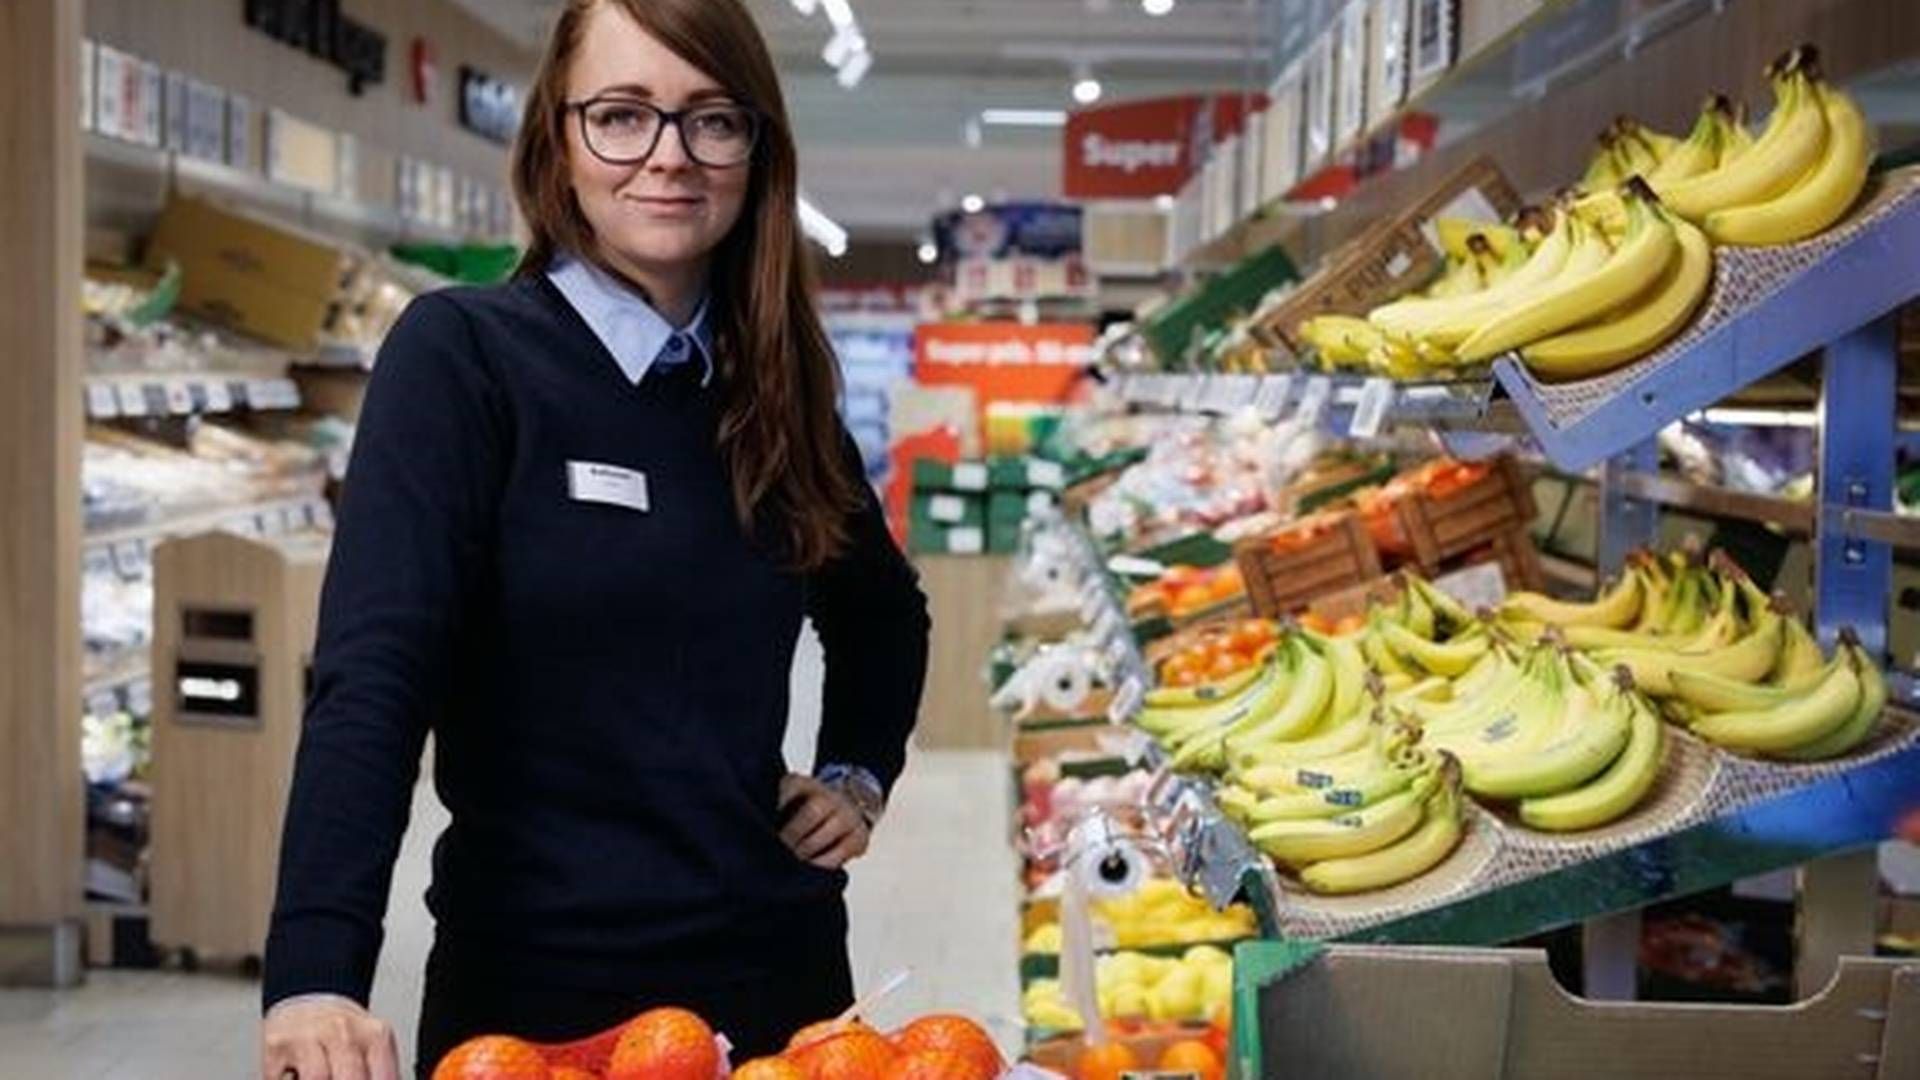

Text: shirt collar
xmin=546 ymin=255 xmax=715 ymax=387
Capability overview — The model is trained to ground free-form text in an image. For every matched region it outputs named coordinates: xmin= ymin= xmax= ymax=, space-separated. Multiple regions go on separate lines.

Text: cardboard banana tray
xmin=1237 ymin=943 xmax=1919 ymax=1080
xmin=1258 ymin=708 xmax=1920 ymax=942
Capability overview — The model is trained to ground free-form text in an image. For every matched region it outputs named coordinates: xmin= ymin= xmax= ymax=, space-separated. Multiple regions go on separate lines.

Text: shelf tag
xmin=1349 ymin=377 xmax=1397 ymax=439
xmin=1255 ymin=374 xmax=1294 ymax=421
xmin=951 ymin=462 xmax=988 ymax=491
xmin=245 ymin=379 xmax=279 ymax=410
xmin=202 ymin=380 xmax=233 ymax=413
xmin=1178 ymin=375 xmax=1208 ymax=412
xmin=142 ymin=384 xmax=171 ymax=417
xmin=85 ymin=382 xmax=120 ymax=418
xmin=1107 ymin=674 xmax=1145 ymax=724
xmin=164 ymin=381 xmax=195 ymax=415
xmin=185 ymin=381 xmax=211 ymax=413
xmin=1218 ymin=375 xmax=1259 ymax=411
xmin=115 ymin=382 xmax=149 ymax=417
xmin=1294 ymin=375 xmax=1334 ymax=426
xmin=228 ymin=380 xmax=252 ymax=409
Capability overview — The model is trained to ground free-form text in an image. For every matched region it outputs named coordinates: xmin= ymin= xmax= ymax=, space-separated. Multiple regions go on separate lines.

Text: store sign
xmin=914 ymin=323 xmax=1095 ymax=369
xmin=243 ymin=0 xmax=387 ymax=95
xmin=1063 ymin=95 xmax=1266 ymax=200
xmin=459 ymin=67 xmax=524 ymax=144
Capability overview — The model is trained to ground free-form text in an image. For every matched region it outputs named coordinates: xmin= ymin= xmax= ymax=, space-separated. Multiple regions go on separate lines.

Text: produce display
xmin=432 ymin=1008 xmax=1006 ymax=1080
xmin=1124 ymin=563 xmax=1245 ymax=622
xmin=1293 ymin=43 xmax=1872 ymax=384
xmin=1021 ymin=945 xmax=1234 ymax=1031
xmin=1021 ymin=879 xmax=1258 ymax=954
xmin=1148 ymin=618 xmax=1277 ymax=690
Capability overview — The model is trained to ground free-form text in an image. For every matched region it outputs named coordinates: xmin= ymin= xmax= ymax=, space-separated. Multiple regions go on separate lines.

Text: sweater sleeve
xmin=805 ymin=436 xmax=931 ymax=795
xmin=262 ymin=294 xmax=508 ymax=1010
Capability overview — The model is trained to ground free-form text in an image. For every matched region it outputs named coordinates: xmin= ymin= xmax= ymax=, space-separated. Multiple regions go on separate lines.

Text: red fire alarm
xmin=411 ymin=37 xmax=437 ymax=106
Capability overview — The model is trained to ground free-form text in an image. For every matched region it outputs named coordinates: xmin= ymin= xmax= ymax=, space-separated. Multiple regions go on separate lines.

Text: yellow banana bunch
xmin=1297 ymin=313 xmax=1385 ymax=372
xmin=1680 ymin=627 xmax=1886 ymax=760
xmin=1298 ymin=756 xmax=1467 ymax=894
xmin=1519 ymin=660 xmax=1666 ymax=831
xmin=1657 ymin=48 xmax=1830 ymax=223
xmin=1704 ymin=52 xmax=1873 ymax=245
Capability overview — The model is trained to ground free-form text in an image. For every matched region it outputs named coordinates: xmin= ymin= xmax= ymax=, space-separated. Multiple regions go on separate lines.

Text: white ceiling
xmin=446 ymin=0 xmax=1268 ymax=237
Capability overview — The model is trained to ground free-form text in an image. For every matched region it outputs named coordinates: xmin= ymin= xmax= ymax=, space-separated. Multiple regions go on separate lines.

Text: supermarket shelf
xmin=1612 ymin=473 xmax=1814 ymax=535
xmin=82 ymin=493 xmax=332 ymax=567
xmin=86 ymin=132 xmax=476 ymax=248
xmin=83 ymin=371 xmax=300 ymax=420
xmin=1491 ymin=169 xmax=1920 ymax=473
xmin=1829 ymin=506 xmax=1920 ymax=550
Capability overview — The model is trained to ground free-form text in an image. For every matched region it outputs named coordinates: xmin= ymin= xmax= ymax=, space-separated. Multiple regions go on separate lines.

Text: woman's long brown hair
xmin=511 ymin=0 xmax=861 ymax=571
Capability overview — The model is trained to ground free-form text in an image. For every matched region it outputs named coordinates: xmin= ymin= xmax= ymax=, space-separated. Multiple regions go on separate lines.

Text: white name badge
xmin=567 ymin=461 xmax=650 ymax=513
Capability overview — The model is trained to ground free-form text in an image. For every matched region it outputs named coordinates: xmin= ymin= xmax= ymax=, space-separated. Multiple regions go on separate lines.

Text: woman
xmin=258 ymin=1 xmax=930 ymax=1076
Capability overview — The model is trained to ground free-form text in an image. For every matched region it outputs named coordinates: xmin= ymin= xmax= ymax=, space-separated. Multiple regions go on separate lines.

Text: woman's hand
xmin=261 ymin=995 xmax=401 ymax=1080
xmin=779 ymin=774 xmax=872 ymax=870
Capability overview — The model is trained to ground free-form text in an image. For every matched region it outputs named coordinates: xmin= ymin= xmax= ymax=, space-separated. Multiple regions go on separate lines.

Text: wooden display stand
xmin=148 ymin=531 xmax=328 ymax=963
xmin=914 ymin=554 xmax=1012 ymax=749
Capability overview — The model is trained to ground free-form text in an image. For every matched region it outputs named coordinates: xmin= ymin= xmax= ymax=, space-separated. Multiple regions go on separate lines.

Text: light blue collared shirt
xmin=547 ymin=256 xmax=715 ymax=387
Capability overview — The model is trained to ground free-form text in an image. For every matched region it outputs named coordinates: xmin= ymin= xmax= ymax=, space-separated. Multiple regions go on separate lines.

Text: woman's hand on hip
xmin=779 ymin=773 xmax=871 ymax=870
xmin=261 ymin=995 xmax=400 ymax=1080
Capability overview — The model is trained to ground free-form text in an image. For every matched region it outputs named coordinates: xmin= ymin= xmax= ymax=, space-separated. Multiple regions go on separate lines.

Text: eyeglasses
xmin=566 ymin=96 xmax=761 ymax=168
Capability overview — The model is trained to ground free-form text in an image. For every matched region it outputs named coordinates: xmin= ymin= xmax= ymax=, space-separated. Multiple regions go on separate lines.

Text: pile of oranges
xmin=1126 ymin=563 xmax=1246 ymax=620
xmin=432 ymin=1009 xmax=1005 ymax=1080
xmin=1074 ymin=1037 xmax=1224 ymax=1080
xmin=1155 ymin=619 xmax=1277 ymax=688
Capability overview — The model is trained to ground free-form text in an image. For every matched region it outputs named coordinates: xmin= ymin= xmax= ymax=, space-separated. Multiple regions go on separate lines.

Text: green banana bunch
xmin=1681 ymin=627 xmax=1886 ymax=760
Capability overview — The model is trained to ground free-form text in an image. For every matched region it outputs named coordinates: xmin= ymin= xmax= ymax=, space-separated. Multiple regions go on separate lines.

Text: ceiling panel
xmin=445 ymin=0 xmax=1267 ymax=236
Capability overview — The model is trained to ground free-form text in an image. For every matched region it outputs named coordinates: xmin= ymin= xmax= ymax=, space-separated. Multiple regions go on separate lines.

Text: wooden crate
xmin=1234 ymin=513 xmax=1385 ymax=618
xmin=1396 ymin=455 xmax=1539 ymax=571
xmin=149 ymin=531 xmax=329 ymax=962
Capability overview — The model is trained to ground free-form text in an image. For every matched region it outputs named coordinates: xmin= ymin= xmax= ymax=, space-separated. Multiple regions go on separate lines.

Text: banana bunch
xmin=1671 ymin=628 xmax=1887 ymax=761
xmin=1654 ymin=47 xmax=1873 ymax=246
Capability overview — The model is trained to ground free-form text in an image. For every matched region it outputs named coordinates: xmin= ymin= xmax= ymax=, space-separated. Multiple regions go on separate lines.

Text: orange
xmin=787 ymin=1018 xmax=878 ymax=1053
xmin=884 ymin=1049 xmax=994 ymax=1080
xmin=790 ymin=1030 xmax=899 ymax=1080
xmin=1074 ymin=1041 xmax=1138 ymax=1080
xmin=431 ymin=1035 xmax=553 ymax=1080
xmin=1158 ymin=1040 xmax=1224 ymax=1080
xmin=892 ymin=1015 xmax=1002 ymax=1076
xmin=735 ymin=1057 xmax=809 ymax=1080
xmin=606 ymin=1008 xmax=717 ymax=1080
xmin=549 ymin=1070 xmax=600 ymax=1080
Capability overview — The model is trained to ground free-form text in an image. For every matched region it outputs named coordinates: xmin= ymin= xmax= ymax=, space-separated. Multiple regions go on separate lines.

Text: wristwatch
xmin=815 ymin=763 xmax=887 ymax=829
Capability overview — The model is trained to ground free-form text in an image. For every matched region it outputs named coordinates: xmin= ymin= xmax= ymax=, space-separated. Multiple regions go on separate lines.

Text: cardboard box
xmin=1237 ymin=944 xmax=1920 ymax=1080
xmin=1256 ymin=156 xmax=1522 ymax=352
xmin=145 ymin=194 xmax=351 ymax=351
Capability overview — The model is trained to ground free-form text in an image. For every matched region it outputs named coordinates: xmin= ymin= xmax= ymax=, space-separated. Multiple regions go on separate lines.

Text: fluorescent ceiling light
xmin=798 ymin=193 xmax=848 ymax=258
xmin=1143 ymin=0 xmax=1175 ymax=14
xmin=1693 ymin=407 xmax=1818 ymax=428
xmin=1154 ymin=194 xmax=1175 ymax=211
xmin=981 ymin=108 xmax=1069 ymax=127
xmin=788 ymin=0 xmax=818 ymax=13
xmin=917 ymin=240 xmax=939 ymax=264
xmin=961 ymin=194 xmax=986 ymax=213
xmin=1072 ymin=72 xmax=1103 ymax=105
xmin=819 ymin=0 xmax=857 ymax=30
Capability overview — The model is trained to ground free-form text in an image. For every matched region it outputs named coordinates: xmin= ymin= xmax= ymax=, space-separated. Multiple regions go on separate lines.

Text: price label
xmin=85 ymin=382 xmax=120 ymax=418
xmin=1294 ymin=375 xmax=1334 ymax=426
xmin=115 ymin=382 xmax=149 ymax=417
xmin=1178 ymin=375 xmax=1208 ymax=412
xmin=1213 ymin=375 xmax=1258 ymax=412
xmin=161 ymin=381 xmax=193 ymax=415
xmin=1349 ymin=377 xmax=1397 ymax=438
xmin=228 ymin=380 xmax=252 ymax=409
xmin=1107 ymin=674 xmax=1145 ymax=724
xmin=245 ymin=379 xmax=279 ymax=410
xmin=1255 ymin=374 xmax=1294 ymax=421
xmin=185 ymin=381 xmax=210 ymax=414
xmin=142 ymin=384 xmax=171 ymax=417
xmin=202 ymin=380 xmax=233 ymax=413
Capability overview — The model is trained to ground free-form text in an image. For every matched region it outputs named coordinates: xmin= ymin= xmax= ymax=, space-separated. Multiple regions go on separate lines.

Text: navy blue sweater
xmin=263 ymin=276 xmax=930 ymax=1006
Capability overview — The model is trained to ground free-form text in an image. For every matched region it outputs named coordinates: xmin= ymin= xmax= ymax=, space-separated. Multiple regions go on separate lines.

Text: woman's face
xmin=565 ymin=2 xmax=752 ymax=284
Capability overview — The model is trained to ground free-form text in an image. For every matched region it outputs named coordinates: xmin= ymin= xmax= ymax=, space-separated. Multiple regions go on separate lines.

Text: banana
xmin=1572 ymin=189 xmax=1631 ymax=244
xmin=1671 ymin=651 xmax=1842 ymax=712
xmin=1519 ymin=690 xmax=1665 ymax=831
xmin=1463 ymin=672 xmax=1633 ymax=799
xmin=1246 ymin=750 xmax=1427 ymax=823
xmin=1455 ymin=186 xmax=1679 ymax=364
xmin=1221 ymin=637 xmax=1337 ymax=754
xmin=1611 ymin=120 xmax=1662 ymax=178
xmin=1630 ymin=561 xmax=1671 ymax=634
xmin=1380 ymin=620 xmax=1490 ymax=678
xmin=1422 ymin=255 xmax=1488 ymax=300
xmin=1362 ymin=618 xmax=1416 ymax=678
xmin=1583 ymin=132 xmax=1625 ymax=190
xmin=1500 ymin=570 xmax=1643 ymax=628
xmin=1776 ymin=643 xmax=1885 ymax=761
xmin=1250 ymin=769 xmax=1437 ymax=866
xmin=1231 ymin=709 xmax=1380 ymax=777
xmin=1236 ymin=721 xmax=1413 ymax=791
xmin=1409 ymin=575 xmax=1476 ymax=636
xmin=1770 ymin=616 xmax=1826 ymax=686
xmin=1594 ymin=602 xmax=1777 ymax=697
xmin=1715 ymin=100 xmax=1756 ymax=165
xmin=1316 ymin=631 xmax=1370 ymax=728
xmin=1705 ymin=69 xmax=1871 ymax=245
xmin=1688 ymin=654 xmax=1862 ymax=753
xmin=1519 ymin=206 xmax=1712 ymax=380
xmin=1434 ymin=218 xmax=1524 ymax=263
xmin=1658 ymin=65 xmax=1828 ymax=222
xmin=1299 ymin=763 xmax=1465 ymax=894
xmin=1140 ymin=650 xmax=1289 ymax=743
xmin=1145 ymin=660 xmax=1267 ymax=708
xmin=1646 ymin=102 xmax=1724 ymax=188
xmin=1367 ymin=209 xmax=1578 ymax=347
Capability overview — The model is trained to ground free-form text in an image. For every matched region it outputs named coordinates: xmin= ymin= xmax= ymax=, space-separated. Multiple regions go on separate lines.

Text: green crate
xmin=912 ymin=458 xmax=992 ymax=493
xmin=990 ymin=489 xmax=1059 ymax=526
xmin=910 ymin=491 xmax=986 ymax=529
xmin=1140 ymin=246 xmax=1299 ymax=368
xmin=1135 ymin=531 xmax=1236 ymax=569
xmin=990 ymin=455 xmax=1070 ymax=491
xmin=907 ymin=520 xmax=986 ymax=555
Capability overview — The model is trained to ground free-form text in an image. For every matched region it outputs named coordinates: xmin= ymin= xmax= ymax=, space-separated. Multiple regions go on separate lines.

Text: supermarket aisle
xmin=0 ymin=629 xmax=1020 ymax=1076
